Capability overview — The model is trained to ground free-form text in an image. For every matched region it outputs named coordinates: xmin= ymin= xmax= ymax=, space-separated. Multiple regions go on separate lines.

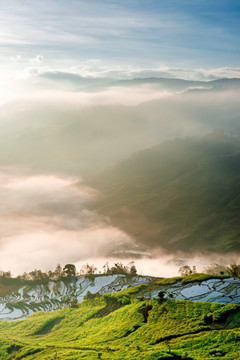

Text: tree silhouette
xmin=63 ymin=264 xmax=76 ymax=277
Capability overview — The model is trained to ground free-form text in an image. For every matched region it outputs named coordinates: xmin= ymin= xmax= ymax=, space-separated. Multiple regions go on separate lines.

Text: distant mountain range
xmin=88 ymin=131 xmax=240 ymax=254
xmin=40 ymin=72 xmax=240 ymax=92
xmin=112 ymin=77 xmax=240 ymax=92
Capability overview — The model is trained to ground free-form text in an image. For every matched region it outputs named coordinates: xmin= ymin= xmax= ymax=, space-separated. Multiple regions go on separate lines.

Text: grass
xmin=33 ymin=316 xmax=65 ymax=335
xmin=181 ymin=273 xmax=229 ymax=285
xmin=155 ymin=273 xmax=229 ymax=286
xmin=0 ymin=288 xmax=240 ymax=359
xmin=155 ymin=277 xmax=184 ymax=285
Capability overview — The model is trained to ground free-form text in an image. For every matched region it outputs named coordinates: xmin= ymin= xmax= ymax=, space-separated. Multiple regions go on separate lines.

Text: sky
xmin=0 ymin=0 xmax=239 ymax=106
xmin=0 ymin=0 xmax=240 ymax=84
xmin=0 ymin=1 xmax=240 ymax=276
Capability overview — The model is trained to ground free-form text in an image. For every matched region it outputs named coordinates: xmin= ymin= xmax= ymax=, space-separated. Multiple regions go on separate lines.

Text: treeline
xmin=179 ymin=263 xmax=240 ymax=278
xmin=0 ymin=261 xmax=137 ymax=283
xmin=221 ymin=264 xmax=240 ymax=278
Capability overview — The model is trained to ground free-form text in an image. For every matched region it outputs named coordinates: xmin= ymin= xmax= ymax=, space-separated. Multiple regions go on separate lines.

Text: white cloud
xmin=10 ymin=54 xmax=23 ymax=62
xmin=29 ymin=55 xmax=44 ymax=64
xmin=196 ymin=67 xmax=240 ymax=80
xmin=34 ymin=65 xmax=240 ymax=82
xmin=23 ymin=85 xmax=172 ymax=106
xmin=0 ymin=169 xmax=136 ymax=274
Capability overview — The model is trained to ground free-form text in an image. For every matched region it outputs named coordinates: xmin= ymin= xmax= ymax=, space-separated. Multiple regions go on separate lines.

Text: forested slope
xmin=88 ymin=132 xmax=240 ymax=254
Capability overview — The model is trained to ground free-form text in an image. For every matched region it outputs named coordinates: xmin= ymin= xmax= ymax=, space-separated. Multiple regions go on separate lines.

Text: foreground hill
xmin=1 ymin=289 xmax=240 ymax=359
xmin=88 ymin=132 xmax=240 ymax=254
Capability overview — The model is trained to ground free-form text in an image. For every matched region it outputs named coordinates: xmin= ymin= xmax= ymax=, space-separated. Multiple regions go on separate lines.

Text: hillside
xmin=2 ymin=273 xmax=240 ymax=321
xmin=1 ymin=289 xmax=240 ymax=359
xmin=0 ymin=275 xmax=155 ymax=320
xmin=88 ymin=131 xmax=240 ymax=254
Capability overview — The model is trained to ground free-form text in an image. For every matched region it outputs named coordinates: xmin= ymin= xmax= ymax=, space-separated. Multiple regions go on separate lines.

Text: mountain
xmin=88 ymin=131 xmax=240 ymax=254
xmin=1 ymin=281 xmax=240 ymax=359
xmin=113 ymin=77 xmax=240 ymax=91
xmin=39 ymin=73 xmax=240 ymax=93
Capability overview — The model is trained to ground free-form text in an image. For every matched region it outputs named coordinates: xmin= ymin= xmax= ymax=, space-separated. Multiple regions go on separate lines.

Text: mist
xmin=1 ymin=78 xmax=240 ymax=176
xmin=0 ymin=170 xmax=137 ymax=274
xmin=1 ymin=77 xmax=240 ymax=275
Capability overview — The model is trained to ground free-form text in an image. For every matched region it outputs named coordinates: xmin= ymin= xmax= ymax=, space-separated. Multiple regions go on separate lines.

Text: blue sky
xmin=0 ymin=0 xmax=239 ymax=81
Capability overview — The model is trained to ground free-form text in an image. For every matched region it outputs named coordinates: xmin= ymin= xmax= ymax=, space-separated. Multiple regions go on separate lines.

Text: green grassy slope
xmin=88 ymin=132 xmax=240 ymax=253
xmin=0 ymin=289 xmax=240 ymax=359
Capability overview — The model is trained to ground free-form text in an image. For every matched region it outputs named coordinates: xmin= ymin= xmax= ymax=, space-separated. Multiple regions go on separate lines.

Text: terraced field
xmin=0 ymin=275 xmax=155 ymax=320
xmin=0 ymin=274 xmax=240 ymax=321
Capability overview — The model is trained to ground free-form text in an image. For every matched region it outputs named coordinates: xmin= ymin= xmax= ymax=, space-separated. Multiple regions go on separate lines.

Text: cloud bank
xmin=0 ymin=170 xmax=136 ymax=274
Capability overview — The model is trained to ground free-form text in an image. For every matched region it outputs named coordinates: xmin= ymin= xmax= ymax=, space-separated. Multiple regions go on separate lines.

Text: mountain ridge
xmin=87 ymin=132 xmax=240 ymax=254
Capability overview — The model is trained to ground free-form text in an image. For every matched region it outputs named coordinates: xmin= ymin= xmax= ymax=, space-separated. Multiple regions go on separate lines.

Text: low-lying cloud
xmin=0 ymin=169 xmax=136 ymax=274
xmin=1 ymin=169 xmax=240 ymax=277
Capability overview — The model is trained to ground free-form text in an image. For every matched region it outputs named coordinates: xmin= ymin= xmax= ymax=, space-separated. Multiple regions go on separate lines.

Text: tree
xmin=192 ymin=265 xmax=197 ymax=274
xmin=54 ymin=264 xmax=63 ymax=279
xmin=227 ymin=264 xmax=240 ymax=278
xmin=20 ymin=272 xmax=31 ymax=281
xmin=70 ymin=297 xmax=78 ymax=308
xmin=179 ymin=265 xmax=192 ymax=276
xmin=80 ymin=264 xmax=98 ymax=275
xmin=128 ymin=261 xmax=137 ymax=275
xmin=28 ymin=269 xmax=48 ymax=281
xmin=86 ymin=264 xmax=97 ymax=275
xmin=110 ymin=262 xmax=128 ymax=275
xmin=1 ymin=270 xmax=12 ymax=279
xmin=102 ymin=262 xmax=110 ymax=274
xmin=157 ymin=290 xmax=166 ymax=304
xmin=63 ymin=264 xmax=76 ymax=278
xmin=204 ymin=264 xmax=228 ymax=275
xmin=102 ymin=261 xmax=137 ymax=275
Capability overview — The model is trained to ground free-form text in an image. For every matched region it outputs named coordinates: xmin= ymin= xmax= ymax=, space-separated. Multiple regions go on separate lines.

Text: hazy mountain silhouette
xmin=88 ymin=130 xmax=240 ymax=254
